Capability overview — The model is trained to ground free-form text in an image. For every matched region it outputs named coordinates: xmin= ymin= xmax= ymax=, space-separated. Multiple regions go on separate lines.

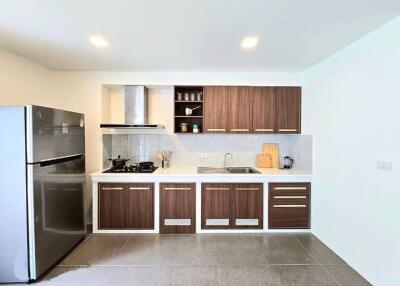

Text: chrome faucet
xmin=224 ymin=152 xmax=233 ymax=168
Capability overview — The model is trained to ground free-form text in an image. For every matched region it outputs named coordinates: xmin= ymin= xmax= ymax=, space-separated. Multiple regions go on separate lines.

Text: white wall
xmin=0 ymin=49 xmax=52 ymax=105
xmin=303 ymin=17 xmax=400 ymax=286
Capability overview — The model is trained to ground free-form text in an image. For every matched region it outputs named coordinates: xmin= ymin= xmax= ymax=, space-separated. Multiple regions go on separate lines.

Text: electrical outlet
xmin=377 ymin=161 xmax=392 ymax=171
xmin=200 ymin=153 xmax=208 ymax=158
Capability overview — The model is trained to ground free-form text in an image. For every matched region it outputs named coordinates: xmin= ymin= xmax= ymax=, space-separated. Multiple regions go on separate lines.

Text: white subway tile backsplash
xmin=103 ymin=134 xmax=312 ymax=171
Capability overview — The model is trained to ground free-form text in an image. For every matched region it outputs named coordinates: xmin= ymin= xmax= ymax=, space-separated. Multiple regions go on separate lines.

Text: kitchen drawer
xmin=268 ymin=182 xmax=311 ymax=229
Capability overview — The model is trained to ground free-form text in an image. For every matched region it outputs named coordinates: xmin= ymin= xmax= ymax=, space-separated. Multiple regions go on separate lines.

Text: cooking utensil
xmin=185 ymin=106 xmax=201 ymax=116
xmin=283 ymin=156 xmax=294 ymax=169
xmin=108 ymin=155 xmax=129 ymax=169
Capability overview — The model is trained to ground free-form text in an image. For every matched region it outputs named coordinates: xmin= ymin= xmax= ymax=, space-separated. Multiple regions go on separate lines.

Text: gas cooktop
xmin=103 ymin=165 xmax=158 ymax=173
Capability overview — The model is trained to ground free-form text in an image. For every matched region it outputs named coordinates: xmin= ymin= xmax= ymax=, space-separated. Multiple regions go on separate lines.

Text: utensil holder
xmin=162 ymin=160 xmax=169 ymax=169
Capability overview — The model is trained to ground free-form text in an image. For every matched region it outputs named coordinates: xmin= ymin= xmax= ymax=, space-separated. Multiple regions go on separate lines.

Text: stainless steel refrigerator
xmin=0 ymin=105 xmax=86 ymax=283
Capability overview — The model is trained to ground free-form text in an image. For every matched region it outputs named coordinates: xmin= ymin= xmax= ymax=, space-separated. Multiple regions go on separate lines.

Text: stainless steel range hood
xmin=100 ymin=86 xmax=164 ymax=129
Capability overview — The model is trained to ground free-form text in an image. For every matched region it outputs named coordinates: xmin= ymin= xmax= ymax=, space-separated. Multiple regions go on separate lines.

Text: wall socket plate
xmin=200 ymin=153 xmax=208 ymax=158
xmin=376 ymin=161 xmax=392 ymax=171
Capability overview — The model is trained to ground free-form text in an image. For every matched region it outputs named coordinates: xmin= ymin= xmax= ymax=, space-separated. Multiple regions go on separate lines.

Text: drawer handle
xmin=164 ymin=187 xmax=192 ymax=191
xmin=273 ymin=205 xmax=306 ymax=208
xmin=129 ymin=187 xmax=150 ymax=190
xmin=205 ymin=187 xmax=230 ymax=191
xmin=207 ymin=128 xmax=226 ymax=132
xmin=235 ymin=187 xmax=259 ymax=191
xmin=101 ymin=187 xmax=123 ymax=190
xmin=230 ymin=128 xmax=249 ymax=132
xmin=273 ymin=196 xmax=306 ymax=199
xmin=206 ymin=219 xmax=229 ymax=226
xmin=164 ymin=219 xmax=191 ymax=226
xmin=273 ymin=187 xmax=307 ymax=190
xmin=255 ymin=128 xmax=274 ymax=132
xmin=278 ymin=129 xmax=297 ymax=132
xmin=235 ymin=219 xmax=259 ymax=226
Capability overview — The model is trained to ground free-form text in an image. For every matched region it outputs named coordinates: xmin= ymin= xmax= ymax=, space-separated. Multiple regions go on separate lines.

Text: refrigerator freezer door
xmin=26 ymin=105 xmax=85 ymax=163
xmin=0 ymin=107 xmax=29 ymax=283
xmin=28 ymin=155 xmax=86 ymax=279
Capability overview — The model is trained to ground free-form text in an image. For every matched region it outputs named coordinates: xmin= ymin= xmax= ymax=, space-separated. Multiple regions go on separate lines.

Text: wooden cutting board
xmin=257 ymin=154 xmax=272 ymax=168
xmin=262 ymin=143 xmax=280 ymax=168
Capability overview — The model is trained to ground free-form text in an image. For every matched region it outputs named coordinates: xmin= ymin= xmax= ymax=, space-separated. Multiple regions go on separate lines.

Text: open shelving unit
xmin=174 ymin=86 xmax=204 ymax=134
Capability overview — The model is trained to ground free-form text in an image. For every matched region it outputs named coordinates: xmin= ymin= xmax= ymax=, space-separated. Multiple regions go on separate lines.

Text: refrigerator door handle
xmin=37 ymin=154 xmax=84 ymax=167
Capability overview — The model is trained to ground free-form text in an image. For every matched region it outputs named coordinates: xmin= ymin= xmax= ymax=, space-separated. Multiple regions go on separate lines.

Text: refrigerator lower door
xmin=27 ymin=155 xmax=86 ymax=280
xmin=0 ymin=107 xmax=29 ymax=283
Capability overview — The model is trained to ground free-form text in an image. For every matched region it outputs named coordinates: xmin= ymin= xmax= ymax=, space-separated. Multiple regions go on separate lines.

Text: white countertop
xmin=91 ymin=166 xmax=312 ymax=181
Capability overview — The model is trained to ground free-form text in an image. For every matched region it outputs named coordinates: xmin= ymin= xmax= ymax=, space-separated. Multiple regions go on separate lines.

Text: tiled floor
xmin=34 ymin=233 xmax=371 ymax=286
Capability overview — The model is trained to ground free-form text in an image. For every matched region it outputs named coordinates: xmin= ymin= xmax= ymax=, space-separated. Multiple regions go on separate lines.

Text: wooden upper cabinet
xmin=275 ymin=87 xmax=301 ymax=134
xmin=252 ymin=87 xmax=275 ymax=133
xmin=227 ymin=87 xmax=252 ymax=133
xmin=204 ymin=86 xmax=229 ymax=133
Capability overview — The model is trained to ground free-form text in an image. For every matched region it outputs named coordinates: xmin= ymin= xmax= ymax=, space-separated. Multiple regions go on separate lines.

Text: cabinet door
xmin=125 ymin=183 xmax=154 ymax=229
xmin=201 ymin=183 xmax=232 ymax=229
xmin=269 ymin=182 xmax=311 ymax=229
xmin=227 ymin=86 xmax=252 ymax=133
xmin=232 ymin=183 xmax=263 ymax=229
xmin=160 ymin=183 xmax=196 ymax=234
xmin=275 ymin=87 xmax=301 ymax=134
xmin=98 ymin=183 xmax=125 ymax=229
xmin=204 ymin=86 xmax=229 ymax=133
xmin=252 ymin=87 xmax=275 ymax=133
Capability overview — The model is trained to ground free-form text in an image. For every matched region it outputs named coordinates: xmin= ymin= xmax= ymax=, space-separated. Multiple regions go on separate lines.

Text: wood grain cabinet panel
xmin=252 ymin=87 xmax=275 ymax=133
xmin=227 ymin=86 xmax=252 ymax=133
xmin=202 ymin=183 xmax=263 ymax=229
xmin=201 ymin=183 xmax=232 ymax=229
xmin=125 ymin=183 xmax=154 ymax=229
xmin=204 ymin=86 xmax=229 ymax=133
xmin=275 ymin=87 xmax=301 ymax=134
xmin=160 ymin=183 xmax=196 ymax=234
xmin=268 ymin=182 xmax=311 ymax=229
xmin=232 ymin=183 xmax=263 ymax=229
xmin=98 ymin=183 xmax=125 ymax=229
xmin=98 ymin=183 xmax=154 ymax=230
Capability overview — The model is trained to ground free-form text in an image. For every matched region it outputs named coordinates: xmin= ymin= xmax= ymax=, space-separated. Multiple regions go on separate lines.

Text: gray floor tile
xmin=325 ymin=265 xmax=372 ymax=286
xmin=112 ymin=235 xmax=163 ymax=265
xmin=294 ymin=234 xmax=346 ymax=265
xmin=40 ymin=266 xmax=161 ymax=286
xmin=218 ymin=265 xmax=278 ymax=286
xmin=271 ymin=265 xmax=338 ymax=286
xmin=160 ymin=234 xmax=218 ymax=265
xmin=255 ymin=234 xmax=317 ymax=265
xmin=160 ymin=266 xmax=219 ymax=286
xmin=213 ymin=235 xmax=267 ymax=265
xmin=61 ymin=234 xmax=130 ymax=266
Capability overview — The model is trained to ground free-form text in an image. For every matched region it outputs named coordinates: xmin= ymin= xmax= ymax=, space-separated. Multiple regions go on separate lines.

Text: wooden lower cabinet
xmin=160 ymin=183 xmax=196 ymax=234
xmin=232 ymin=183 xmax=263 ymax=229
xmin=201 ymin=183 xmax=263 ymax=229
xmin=268 ymin=182 xmax=311 ymax=229
xmin=201 ymin=183 xmax=232 ymax=229
xmin=99 ymin=184 xmax=125 ymax=229
xmin=98 ymin=183 xmax=154 ymax=230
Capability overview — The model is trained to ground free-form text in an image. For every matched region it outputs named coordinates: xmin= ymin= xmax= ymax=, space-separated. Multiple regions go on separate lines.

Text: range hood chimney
xmin=100 ymin=85 xmax=163 ymax=129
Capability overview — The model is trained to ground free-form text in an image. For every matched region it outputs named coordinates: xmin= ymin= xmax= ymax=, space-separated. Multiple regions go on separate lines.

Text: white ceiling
xmin=0 ymin=0 xmax=399 ymax=71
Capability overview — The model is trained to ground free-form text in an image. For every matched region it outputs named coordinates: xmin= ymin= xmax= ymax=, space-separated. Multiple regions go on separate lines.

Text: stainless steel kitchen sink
xmin=197 ymin=167 xmax=260 ymax=174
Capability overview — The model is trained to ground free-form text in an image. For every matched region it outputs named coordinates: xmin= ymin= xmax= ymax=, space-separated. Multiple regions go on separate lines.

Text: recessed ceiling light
xmin=89 ymin=35 xmax=109 ymax=48
xmin=241 ymin=36 xmax=258 ymax=49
